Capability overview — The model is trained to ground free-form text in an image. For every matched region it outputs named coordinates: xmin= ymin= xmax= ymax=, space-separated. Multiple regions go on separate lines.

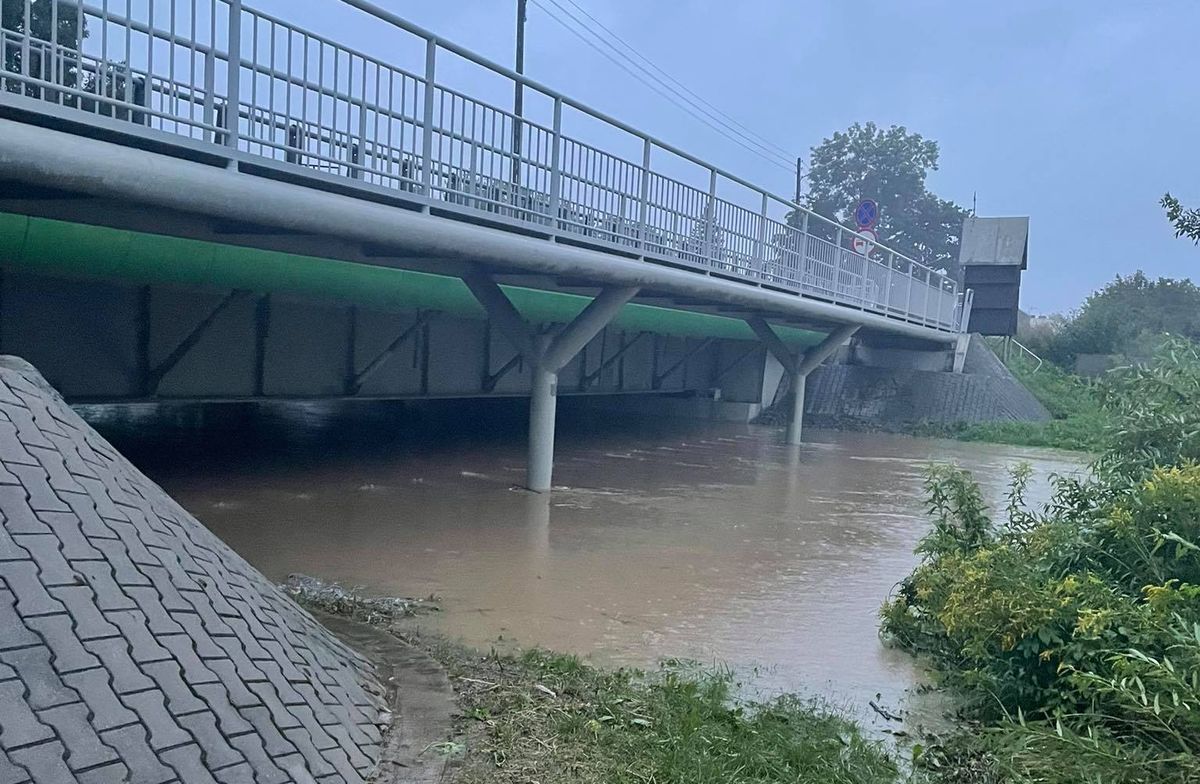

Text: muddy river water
xmin=87 ymin=399 xmax=1083 ymax=727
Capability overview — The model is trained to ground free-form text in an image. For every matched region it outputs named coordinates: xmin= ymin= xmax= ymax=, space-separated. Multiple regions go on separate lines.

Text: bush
xmin=884 ymin=338 xmax=1200 ymax=783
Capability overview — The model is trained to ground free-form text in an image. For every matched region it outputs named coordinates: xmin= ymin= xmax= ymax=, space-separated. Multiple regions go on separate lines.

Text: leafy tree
xmin=1032 ymin=273 xmax=1200 ymax=365
xmin=2 ymin=0 xmax=86 ymax=93
xmin=803 ymin=122 xmax=970 ymax=276
xmin=1162 ymin=193 xmax=1200 ymax=243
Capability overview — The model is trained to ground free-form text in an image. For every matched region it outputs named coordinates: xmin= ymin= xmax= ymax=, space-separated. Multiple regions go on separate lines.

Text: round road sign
xmin=854 ymin=199 xmax=879 ymax=230
xmin=852 ymin=228 xmax=877 ymax=256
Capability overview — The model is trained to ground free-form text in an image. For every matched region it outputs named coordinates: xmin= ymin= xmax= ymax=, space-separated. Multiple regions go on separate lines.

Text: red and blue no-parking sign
xmin=854 ymin=199 xmax=879 ymax=230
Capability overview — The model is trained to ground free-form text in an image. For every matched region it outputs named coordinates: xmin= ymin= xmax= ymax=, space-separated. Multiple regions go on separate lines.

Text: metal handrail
xmin=0 ymin=0 xmax=966 ymax=332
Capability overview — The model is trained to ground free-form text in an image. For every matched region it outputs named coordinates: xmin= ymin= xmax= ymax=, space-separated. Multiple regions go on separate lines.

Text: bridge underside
xmin=0 ymin=208 xmax=822 ymax=406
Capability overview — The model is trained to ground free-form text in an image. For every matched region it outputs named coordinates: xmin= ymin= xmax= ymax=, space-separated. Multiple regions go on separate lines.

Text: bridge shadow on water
xmin=79 ymin=394 xmax=711 ymax=480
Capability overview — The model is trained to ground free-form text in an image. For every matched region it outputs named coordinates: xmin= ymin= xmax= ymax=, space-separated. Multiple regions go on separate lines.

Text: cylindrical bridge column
xmin=788 ymin=369 xmax=805 ymax=446
xmin=527 ymin=363 xmax=558 ymax=493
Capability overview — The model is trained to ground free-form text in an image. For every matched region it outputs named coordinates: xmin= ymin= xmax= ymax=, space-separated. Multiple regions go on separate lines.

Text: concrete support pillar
xmin=528 ymin=362 xmax=558 ymax=493
xmin=747 ymin=318 xmax=860 ymax=446
xmin=464 ymin=275 xmax=639 ymax=492
xmin=788 ymin=370 xmax=805 ymax=446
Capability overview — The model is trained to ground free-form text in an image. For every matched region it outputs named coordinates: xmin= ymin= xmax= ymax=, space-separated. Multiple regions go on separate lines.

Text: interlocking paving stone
xmin=0 ymin=681 xmax=55 ymax=748
xmin=0 ymin=646 xmax=78 ymax=711
xmin=81 ymin=638 xmax=156 ymax=696
xmin=59 ymin=669 xmax=138 ymax=732
xmin=0 ymin=359 xmax=386 ymax=782
xmin=45 ymin=587 xmax=118 ymax=641
xmin=159 ymin=743 xmax=221 ymax=784
xmin=36 ymin=703 xmax=120 ymax=772
xmin=0 ymin=590 xmax=39 ymax=651
xmin=98 ymin=725 xmax=177 ymax=784
xmin=2 ymin=562 xmax=66 ymax=617
xmin=21 ymin=615 xmax=99 ymax=674
xmin=0 ymin=749 xmax=33 ymax=784
xmin=5 ymin=742 xmax=71 ymax=784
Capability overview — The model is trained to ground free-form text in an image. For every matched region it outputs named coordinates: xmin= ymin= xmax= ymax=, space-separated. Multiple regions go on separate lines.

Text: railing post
xmin=203 ymin=48 xmax=217 ymax=143
xmin=799 ymin=210 xmax=810 ymax=282
xmin=834 ymin=226 xmax=844 ymax=295
xmin=637 ymin=137 xmax=651 ymax=251
xmin=703 ymin=168 xmax=717 ymax=266
xmin=421 ymin=39 xmax=437 ymax=197
xmin=885 ymin=251 xmax=895 ymax=313
xmin=905 ymin=261 xmax=914 ymax=320
xmin=356 ymin=94 xmax=369 ymax=180
xmin=921 ymin=270 xmax=932 ymax=325
xmin=755 ymin=192 xmax=769 ymax=275
xmin=224 ymin=0 xmax=242 ymax=150
xmin=548 ymin=97 xmax=563 ymax=230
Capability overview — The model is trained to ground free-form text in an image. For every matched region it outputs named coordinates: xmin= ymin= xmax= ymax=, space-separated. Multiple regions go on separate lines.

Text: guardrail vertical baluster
xmin=203 ymin=48 xmax=216 ymax=142
xmin=225 ymin=0 xmax=242 ymax=150
xmin=21 ymin=0 xmax=31 ymax=84
xmin=421 ymin=38 xmax=436 ymax=197
xmin=637 ymin=137 xmax=651 ymax=251
xmin=703 ymin=168 xmax=717 ymax=266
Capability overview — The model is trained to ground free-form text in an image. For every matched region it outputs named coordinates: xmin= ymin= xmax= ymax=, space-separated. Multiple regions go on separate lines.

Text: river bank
xmin=289 ymin=577 xmax=901 ymax=784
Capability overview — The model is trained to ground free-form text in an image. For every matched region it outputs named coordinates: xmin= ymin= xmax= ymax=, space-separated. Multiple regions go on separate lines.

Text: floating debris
xmin=283 ymin=574 xmax=439 ymax=625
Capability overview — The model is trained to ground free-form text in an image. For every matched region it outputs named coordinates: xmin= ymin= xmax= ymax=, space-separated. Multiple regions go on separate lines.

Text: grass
xmin=913 ymin=355 xmax=1108 ymax=452
xmin=292 ymin=582 xmax=900 ymax=783
xmin=429 ymin=646 xmax=900 ymax=784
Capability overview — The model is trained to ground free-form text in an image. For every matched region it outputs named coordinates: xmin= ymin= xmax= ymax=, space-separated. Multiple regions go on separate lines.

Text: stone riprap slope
xmin=0 ymin=358 xmax=386 ymax=783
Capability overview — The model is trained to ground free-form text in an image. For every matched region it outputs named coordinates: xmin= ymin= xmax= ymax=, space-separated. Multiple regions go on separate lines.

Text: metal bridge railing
xmin=0 ymin=0 xmax=967 ymax=332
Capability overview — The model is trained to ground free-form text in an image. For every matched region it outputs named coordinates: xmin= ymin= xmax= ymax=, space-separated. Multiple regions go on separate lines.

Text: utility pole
xmin=512 ymin=0 xmax=528 ymax=186
xmin=794 ymin=156 xmax=803 ymax=204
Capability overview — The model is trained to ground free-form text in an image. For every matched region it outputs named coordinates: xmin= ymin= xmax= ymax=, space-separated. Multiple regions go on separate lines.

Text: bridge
xmin=0 ymin=0 xmax=971 ymax=491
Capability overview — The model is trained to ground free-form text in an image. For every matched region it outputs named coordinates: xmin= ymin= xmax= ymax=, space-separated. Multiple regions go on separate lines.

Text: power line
xmin=553 ymin=0 xmax=797 ymax=163
xmin=527 ymin=0 xmax=798 ymax=175
xmin=532 ymin=0 xmax=796 ymax=170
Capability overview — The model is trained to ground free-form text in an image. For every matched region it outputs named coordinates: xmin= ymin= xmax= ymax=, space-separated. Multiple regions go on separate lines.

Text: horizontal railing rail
xmin=0 ymin=0 xmax=966 ymax=332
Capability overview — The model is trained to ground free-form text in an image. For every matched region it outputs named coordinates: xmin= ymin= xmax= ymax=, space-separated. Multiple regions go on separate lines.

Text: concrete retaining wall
xmin=0 ymin=357 xmax=386 ymax=783
xmin=804 ymin=335 xmax=1050 ymax=429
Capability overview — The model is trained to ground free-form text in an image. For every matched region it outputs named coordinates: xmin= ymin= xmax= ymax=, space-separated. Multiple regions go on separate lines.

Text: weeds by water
xmin=912 ymin=357 xmax=1108 ymax=452
xmin=283 ymin=574 xmax=439 ymax=624
xmin=883 ymin=339 xmax=1200 ymax=784
xmin=427 ymin=645 xmax=899 ymax=784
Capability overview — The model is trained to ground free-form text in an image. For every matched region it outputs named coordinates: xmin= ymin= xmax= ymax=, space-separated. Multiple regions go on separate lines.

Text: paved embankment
xmin=0 ymin=357 xmax=387 ymax=783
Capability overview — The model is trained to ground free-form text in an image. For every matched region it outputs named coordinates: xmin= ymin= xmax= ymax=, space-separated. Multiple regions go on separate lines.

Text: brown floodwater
xmin=84 ymin=397 xmax=1084 ymax=728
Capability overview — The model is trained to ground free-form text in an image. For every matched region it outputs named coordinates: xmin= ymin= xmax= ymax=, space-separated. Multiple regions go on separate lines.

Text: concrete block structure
xmin=0 ymin=358 xmax=387 ymax=783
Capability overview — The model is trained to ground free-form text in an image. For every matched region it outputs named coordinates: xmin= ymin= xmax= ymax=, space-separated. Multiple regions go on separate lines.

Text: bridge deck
xmin=0 ymin=0 xmax=967 ymax=338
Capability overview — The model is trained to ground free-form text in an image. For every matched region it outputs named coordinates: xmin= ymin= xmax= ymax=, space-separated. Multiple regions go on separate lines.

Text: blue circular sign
xmin=854 ymin=199 xmax=879 ymax=230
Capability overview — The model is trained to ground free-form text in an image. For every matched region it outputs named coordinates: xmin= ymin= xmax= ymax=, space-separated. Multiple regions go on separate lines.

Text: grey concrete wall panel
xmin=0 ymin=274 xmax=139 ymax=400
xmin=713 ymin=343 xmax=769 ymax=405
xmin=425 ymin=317 xmax=489 ymax=397
xmin=351 ymin=307 xmax=425 ymax=398
xmin=151 ymin=289 xmax=259 ymax=398
xmin=263 ymin=296 xmax=353 ymax=397
xmin=0 ymin=357 xmax=386 ymax=783
xmin=0 ymin=270 xmax=742 ymax=402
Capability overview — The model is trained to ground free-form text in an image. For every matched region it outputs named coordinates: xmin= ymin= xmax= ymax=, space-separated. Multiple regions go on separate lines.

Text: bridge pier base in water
xmin=748 ymin=320 xmax=861 ymax=445
xmin=464 ymin=275 xmax=639 ymax=492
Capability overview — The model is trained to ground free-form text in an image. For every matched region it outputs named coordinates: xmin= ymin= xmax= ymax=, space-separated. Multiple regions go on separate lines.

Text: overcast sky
xmin=264 ymin=0 xmax=1198 ymax=314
